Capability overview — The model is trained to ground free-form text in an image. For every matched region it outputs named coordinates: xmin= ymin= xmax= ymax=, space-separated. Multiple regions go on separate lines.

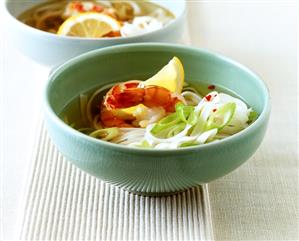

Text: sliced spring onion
xmin=175 ymin=103 xmax=197 ymax=124
xmin=189 ymin=114 xmax=206 ymax=136
xmin=248 ymin=110 xmax=258 ymax=123
xmin=190 ymin=102 xmax=214 ymax=136
xmin=130 ymin=140 xmax=152 ymax=148
xmin=78 ymin=127 xmax=95 ymax=135
xmin=206 ymin=102 xmax=236 ymax=130
xmin=180 ymin=141 xmax=199 ymax=148
xmin=165 ymin=123 xmax=186 ymax=138
xmin=70 ymin=87 xmax=256 ymax=149
xmin=196 ymin=128 xmax=218 ymax=143
xmin=89 ymin=128 xmax=120 ymax=141
xmin=181 ymin=91 xmax=202 ymax=106
xmin=180 ymin=129 xmax=217 ymax=147
xmin=175 ymin=103 xmax=188 ymax=122
xmin=187 ymin=109 xmax=197 ymax=125
xmin=150 ymin=103 xmax=197 ymax=139
xmin=146 ymin=123 xmax=193 ymax=144
xmin=150 ymin=112 xmax=181 ymax=134
xmin=92 ymin=114 xmax=103 ymax=129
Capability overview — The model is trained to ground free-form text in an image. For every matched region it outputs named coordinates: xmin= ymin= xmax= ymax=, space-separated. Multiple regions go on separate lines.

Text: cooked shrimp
xmin=100 ymin=81 xmax=181 ymax=127
xmin=100 ymin=104 xmax=134 ymax=127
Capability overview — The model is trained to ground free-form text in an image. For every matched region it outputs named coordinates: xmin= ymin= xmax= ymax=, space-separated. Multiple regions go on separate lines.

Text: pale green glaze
xmin=44 ymin=43 xmax=271 ymax=195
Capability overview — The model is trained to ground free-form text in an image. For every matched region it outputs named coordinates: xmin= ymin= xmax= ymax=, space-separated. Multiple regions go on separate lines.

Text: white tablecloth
xmin=188 ymin=2 xmax=298 ymax=240
xmin=19 ymin=122 xmax=214 ymax=240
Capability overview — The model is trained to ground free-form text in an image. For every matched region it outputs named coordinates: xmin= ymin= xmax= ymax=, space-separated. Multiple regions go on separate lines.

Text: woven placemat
xmin=19 ymin=122 xmax=214 ymax=240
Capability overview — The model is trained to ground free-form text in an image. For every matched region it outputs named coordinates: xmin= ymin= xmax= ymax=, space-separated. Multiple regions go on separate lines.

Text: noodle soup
xmin=43 ymin=44 xmax=270 ymax=193
xmin=60 ymin=58 xmax=258 ymax=149
xmin=5 ymin=1 xmax=185 ymax=65
xmin=61 ymin=82 xmax=242 ymax=128
xmin=18 ymin=0 xmax=175 ymax=38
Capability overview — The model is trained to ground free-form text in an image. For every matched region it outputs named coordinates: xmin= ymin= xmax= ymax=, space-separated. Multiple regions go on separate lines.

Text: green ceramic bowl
xmin=44 ymin=43 xmax=270 ymax=195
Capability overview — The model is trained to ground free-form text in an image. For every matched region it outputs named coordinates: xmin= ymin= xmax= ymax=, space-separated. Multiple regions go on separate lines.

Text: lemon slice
xmin=143 ymin=57 xmax=185 ymax=94
xmin=57 ymin=13 xmax=121 ymax=38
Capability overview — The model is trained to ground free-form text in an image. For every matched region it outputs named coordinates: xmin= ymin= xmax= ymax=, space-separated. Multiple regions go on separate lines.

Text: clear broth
xmin=18 ymin=0 xmax=175 ymax=34
xmin=60 ymin=82 xmax=243 ymax=129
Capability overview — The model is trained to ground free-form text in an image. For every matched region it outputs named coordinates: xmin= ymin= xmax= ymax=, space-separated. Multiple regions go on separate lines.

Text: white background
xmin=1 ymin=1 xmax=298 ymax=240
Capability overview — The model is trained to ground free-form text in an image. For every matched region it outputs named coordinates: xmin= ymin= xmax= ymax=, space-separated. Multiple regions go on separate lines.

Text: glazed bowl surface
xmin=44 ymin=43 xmax=270 ymax=195
xmin=3 ymin=0 xmax=186 ymax=66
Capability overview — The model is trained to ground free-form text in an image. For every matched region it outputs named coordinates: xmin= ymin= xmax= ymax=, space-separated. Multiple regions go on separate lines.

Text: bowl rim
xmin=45 ymin=42 xmax=271 ymax=155
xmin=3 ymin=0 xmax=186 ymax=41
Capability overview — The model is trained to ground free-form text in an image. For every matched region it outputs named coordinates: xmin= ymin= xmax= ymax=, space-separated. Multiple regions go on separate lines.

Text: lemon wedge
xmin=143 ymin=57 xmax=185 ymax=94
xmin=120 ymin=57 xmax=185 ymax=116
xmin=57 ymin=13 xmax=121 ymax=38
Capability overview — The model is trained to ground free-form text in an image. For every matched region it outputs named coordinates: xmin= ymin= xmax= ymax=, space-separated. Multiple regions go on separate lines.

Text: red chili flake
xmin=205 ymin=94 xmax=212 ymax=101
xmin=213 ymin=108 xmax=217 ymax=112
xmin=104 ymin=30 xmax=121 ymax=38
xmin=208 ymin=85 xmax=216 ymax=90
xmin=72 ymin=2 xmax=84 ymax=12
xmin=92 ymin=5 xmax=104 ymax=12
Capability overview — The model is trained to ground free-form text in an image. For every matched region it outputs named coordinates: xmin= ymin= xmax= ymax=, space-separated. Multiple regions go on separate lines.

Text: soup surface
xmin=18 ymin=0 xmax=175 ymax=38
xmin=62 ymin=82 xmax=239 ymax=128
xmin=60 ymin=57 xmax=258 ymax=149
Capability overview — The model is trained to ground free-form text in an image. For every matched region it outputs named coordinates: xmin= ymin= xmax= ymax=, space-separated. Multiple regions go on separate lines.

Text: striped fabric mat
xmin=19 ymin=122 xmax=214 ymax=240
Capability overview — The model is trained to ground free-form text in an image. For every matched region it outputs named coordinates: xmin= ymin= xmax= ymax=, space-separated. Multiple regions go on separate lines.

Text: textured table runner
xmin=19 ymin=122 xmax=214 ymax=240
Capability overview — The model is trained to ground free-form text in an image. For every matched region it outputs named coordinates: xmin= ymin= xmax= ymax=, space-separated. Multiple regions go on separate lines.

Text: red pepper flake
xmin=92 ymin=5 xmax=104 ymax=12
xmin=72 ymin=2 xmax=84 ymax=12
xmin=208 ymin=85 xmax=216 ymax=90
xmin=104 ymin=30 xmax=121 ymax=38
xmin=205 ymin=94 xmax=212 ymax=101
xmin=213 ymin=108 xmax=217 ymax=112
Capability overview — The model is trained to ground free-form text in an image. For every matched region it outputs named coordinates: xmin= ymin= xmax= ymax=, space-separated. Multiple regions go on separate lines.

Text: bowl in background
xmin=44 ymin=43 xmax=270 ymax=195
xmin=3 ymin=0 xmax=186 ymax=66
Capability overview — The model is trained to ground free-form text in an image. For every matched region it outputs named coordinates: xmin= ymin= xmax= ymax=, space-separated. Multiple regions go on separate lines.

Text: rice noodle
xmin=182 ymin=86 xmax=200 ymax=94
xmin=111 ymin=128 xmax=146 ymax=145
xmin=181 ymin=91 xmax=202 ymax=106
xmin=79 ymin=94 xmax=88 ymax=125
xmin=92 ymin=114 xmax=103 ymax=129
